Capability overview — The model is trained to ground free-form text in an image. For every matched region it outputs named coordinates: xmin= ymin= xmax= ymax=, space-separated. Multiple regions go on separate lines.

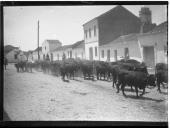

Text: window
xmin=43 ymin=54 xmax=45 ymax=60
xmin=68 ymin=51 xmax=69 ymax=58
xmin=94 ymin=26 xmax=96 ymax=36
xmin=70 ymin=51 xmax=72 ymax=58
xmin=89 ymin=28 xmax=91 ymax=38
xmin=102 ymin=50 xmax=104 ymax=58
xmin=14 ymin=54 xmax=17 ymax=59
xmin=85 ymin=30 xmax=88 ymax=38
xmin=95 ymin=47 xmax=97 ymax=57
xmin=57 ymin=54 xmax=59 ymax=60
xmin=124 ymin=48 xmax=129 ymax=59
xmin=114 ymin=50 xmax=117 ymax=61
xmin=51 ymin=53 xmax=53 ymax=61
xmin=107 ymin=49 xmax=110 ymax=62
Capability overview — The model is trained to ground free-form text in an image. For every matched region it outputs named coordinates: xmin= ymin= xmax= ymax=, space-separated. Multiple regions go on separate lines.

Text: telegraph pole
xmin=37 ymin=20 xmax=40 ymax=61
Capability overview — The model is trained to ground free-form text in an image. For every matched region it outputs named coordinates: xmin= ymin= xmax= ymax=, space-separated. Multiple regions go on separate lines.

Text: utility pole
xmin=37 ymin=20 xmax=40 ymax=61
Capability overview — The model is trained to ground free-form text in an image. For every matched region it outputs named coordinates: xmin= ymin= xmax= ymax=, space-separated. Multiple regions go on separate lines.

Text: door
xmin=107 ymin=49 xmax=110 ymax=62
xmin=124 ymin=47 xmax=129 ymax=59
xmin=143 ymin=46 xmax=155 ymax=68
xmin=89 ymin=47 xmax=93 ymax=60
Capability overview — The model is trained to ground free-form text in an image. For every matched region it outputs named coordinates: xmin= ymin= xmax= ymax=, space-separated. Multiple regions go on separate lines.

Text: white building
xmin=42 ymin=39 xmax=62 ymax=60
xmin=72 ymin=40 xmax=85 ymax=59
xmin=83 ymin=6 xmax=156 ymax=61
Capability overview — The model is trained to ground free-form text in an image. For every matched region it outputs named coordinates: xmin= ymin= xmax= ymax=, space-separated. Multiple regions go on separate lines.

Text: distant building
xmin=6 ymin=48 xmax=20 ymax=63
xmin=52 ymin=45 xmax=73 ymax=61
xmin=42 ymin=39 xmax=62 ymax=60
xmin=72 ymin=40 xmax=85 ymax=59
xmin=83 ymin=5 xmax=156 ymax=60
xmin=28 ymin=47 xmax=43 ymax=62
xmin=51 ymin=40 xmax=85 ymax=61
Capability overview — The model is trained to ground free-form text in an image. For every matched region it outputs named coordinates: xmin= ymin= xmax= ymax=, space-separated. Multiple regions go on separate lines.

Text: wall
xmin=83 ymin=19 xmax=99 ymax=60
xmin=42 ymin=40 xmax=62 ymax=57
xmin=32 ymin=51 xmax=43 ymax=61
xmin=138 ymin=32 xmax=167 ymax=64
xmin=53 ymin=50 xmax=64 ymax=61
xmin=72 ymin=48 xmax=85 ymax=59
xmin=99 ymin=39 xmax=142 ymax=62
xmin=42 ymin=40 xmax=49 ymax=56
xmin=85 ymin=41 xmax=99 ymax=60
xmin=98 ymin=6 xmax=141 ymax=46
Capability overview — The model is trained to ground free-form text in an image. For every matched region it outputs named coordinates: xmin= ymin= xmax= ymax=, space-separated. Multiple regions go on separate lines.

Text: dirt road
xmin=4 ymin=64 xmax=168 ymax=121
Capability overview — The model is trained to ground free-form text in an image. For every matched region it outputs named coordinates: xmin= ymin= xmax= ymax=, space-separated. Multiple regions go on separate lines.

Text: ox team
xmin=13 ymin=57 xmax=167 ymax=98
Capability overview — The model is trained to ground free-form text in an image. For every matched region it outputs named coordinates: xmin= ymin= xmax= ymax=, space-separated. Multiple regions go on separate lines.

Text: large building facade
xmin=99 ymin=21 xmax=167 ymax=70
xmin=83 ymin=5 xmax=156 ymax=61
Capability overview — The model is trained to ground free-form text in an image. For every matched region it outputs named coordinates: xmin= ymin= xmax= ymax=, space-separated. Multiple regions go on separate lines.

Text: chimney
xmin=139 ymin=7 xmax=152 ymax=24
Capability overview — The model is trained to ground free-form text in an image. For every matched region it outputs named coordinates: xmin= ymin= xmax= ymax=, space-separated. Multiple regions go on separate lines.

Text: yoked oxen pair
xmin=15 ymin=61 xmax=34 ymax=73
xmin=155 ymin=63 xmax=168 ymax=93
xmin=50 ymin=60 xmax=61 ymax=76
xmin=59 ymin=58 xmax=79 ymax=81
xmin=80 ymin=60 xmax=94 ymax=80
xmin=15 ymin=61 xmax=27 ymax=72
xmin=111 ymin=59 xmax=156 ymax=97
xmin=41 ymin=60 xmax=51 ymax=74
xmin=95 ymin=61 xmax=112 ymax=81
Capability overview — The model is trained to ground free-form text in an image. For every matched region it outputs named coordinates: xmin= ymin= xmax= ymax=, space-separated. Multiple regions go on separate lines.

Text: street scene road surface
xmin=4 ymin=64 xmax=168 ymax=121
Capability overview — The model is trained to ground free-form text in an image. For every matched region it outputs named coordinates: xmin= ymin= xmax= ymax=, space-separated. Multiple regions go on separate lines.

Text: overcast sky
xmin=4 ymin=5 xmax=167 ymax=51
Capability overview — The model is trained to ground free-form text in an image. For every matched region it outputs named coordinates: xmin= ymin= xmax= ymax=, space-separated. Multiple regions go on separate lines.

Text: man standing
xmin=4 ymin=57 xmax=8 ymax=70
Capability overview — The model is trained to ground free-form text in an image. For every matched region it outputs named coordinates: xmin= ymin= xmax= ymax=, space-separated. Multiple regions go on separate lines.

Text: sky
xmin=4 ymin=5 xmax=167 ymax=51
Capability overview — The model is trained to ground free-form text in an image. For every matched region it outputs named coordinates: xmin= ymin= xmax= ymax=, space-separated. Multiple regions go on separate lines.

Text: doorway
xmin=107 ymin=49 xmax=110 ymax=62
xmin=143 ymin=46 xmax=155 ymax=68
xmin=89 ymin=47 xmax=93 ymax=60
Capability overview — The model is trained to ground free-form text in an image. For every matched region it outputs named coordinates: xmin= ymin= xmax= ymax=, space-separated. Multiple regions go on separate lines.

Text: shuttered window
xmin=85 ymin=30 xmax=88 ymax=38
xmin=114 ymin=50 xmax=117 ymax=61
xmin=102 ymin=50 xmax=104 ymax=58
xmin=94 ymin=26 xmax=96 ymax=36
xmin=95 ymin=47 xmax=97 ymax=56
xmin=89 ymin=28 xmax=91 ymax=38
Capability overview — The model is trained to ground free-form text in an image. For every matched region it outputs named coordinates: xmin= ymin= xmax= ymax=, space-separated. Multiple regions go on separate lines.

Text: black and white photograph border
xmin=1 ymin=1 xmax=168 ymax=127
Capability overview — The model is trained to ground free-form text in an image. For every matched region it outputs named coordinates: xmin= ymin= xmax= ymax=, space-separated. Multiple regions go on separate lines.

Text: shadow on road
xmin=63 ymin=79 xmax=70 ymax=83
xmin=125 ymin=95 xmax=164 ymax=102
xmin=123 ymin=88 xmax=150 ymax=94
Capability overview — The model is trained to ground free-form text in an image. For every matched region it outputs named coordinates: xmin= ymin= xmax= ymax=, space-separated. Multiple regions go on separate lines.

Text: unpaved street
xmin=4 ymin=64 xmax=168 ymax=121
